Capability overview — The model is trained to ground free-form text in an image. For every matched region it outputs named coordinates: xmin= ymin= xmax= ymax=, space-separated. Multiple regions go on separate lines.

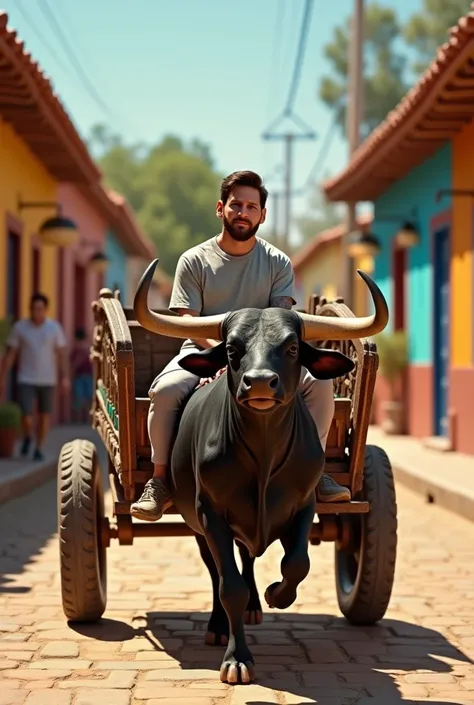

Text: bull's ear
xmin=178 ymin=342 xmax=227 ymax=377
xmin=299 ymin=341 xmax=354 ymax=380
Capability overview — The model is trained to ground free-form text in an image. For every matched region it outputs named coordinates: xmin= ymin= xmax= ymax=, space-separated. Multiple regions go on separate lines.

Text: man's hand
xmin=198 ymin=367 xmax=227 ymax=388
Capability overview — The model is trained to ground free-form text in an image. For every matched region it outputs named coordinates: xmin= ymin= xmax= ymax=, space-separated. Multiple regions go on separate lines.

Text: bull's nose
xmin=242 ymin=370 xmax=279 ymax=395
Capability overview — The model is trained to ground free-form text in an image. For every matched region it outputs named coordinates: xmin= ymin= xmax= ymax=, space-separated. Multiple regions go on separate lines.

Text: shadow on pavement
xmin=68 ymin=612 xmax=473 ymax=704
xmin=0 ymin=425 xmax=107 ymax=595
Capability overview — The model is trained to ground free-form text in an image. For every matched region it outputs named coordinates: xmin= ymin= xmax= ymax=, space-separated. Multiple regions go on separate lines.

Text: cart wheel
xmin=58 ymin=439 xmax=107 ymax=622
xmin=335 ymin=445 xmax=397 ymax=625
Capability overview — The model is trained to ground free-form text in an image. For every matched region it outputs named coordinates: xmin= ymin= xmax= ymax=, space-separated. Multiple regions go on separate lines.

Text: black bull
xmin=134 ymin=260 xmax=389 ymax=684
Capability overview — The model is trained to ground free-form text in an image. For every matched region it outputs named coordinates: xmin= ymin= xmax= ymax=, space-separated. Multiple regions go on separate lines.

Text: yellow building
xmin=0 ymin=13 xmax=105 ymax=322
xmin=0 ymin=13 xmax=154 ymax=327
xmin=0 ymin=13 xmax=156 ymax=423
xmin=0 ymin=117 xmax=60 ymax=319
xmin=292 ymin=214 xmax=373 ymax=315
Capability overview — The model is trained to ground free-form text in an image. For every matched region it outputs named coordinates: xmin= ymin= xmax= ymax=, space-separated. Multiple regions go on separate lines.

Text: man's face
xmin=30 ymin=300 xmax=47 ymax=324
xmin=217 ymin=186 xmax=267 ymax=242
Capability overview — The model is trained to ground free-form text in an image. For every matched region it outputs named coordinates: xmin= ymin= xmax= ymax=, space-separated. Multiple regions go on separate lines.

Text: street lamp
xmin=372 ymin=207 xmax=420 ymax=251
xmin=395 ymin=221 xmax=419 ymax=249
xmin=89 ymin=251 xmax=109 ymax=274
xmin=346 ymin=229 xmax=381 ymax=258
xmin=18 ymin=198 xmax=79 ymax=247
xmin=18 ymin=195 xmax=109 ymax=271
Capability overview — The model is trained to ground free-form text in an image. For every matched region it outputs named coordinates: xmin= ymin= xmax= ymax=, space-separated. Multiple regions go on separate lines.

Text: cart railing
xmin=308 ymin=294 xmax=379 ymax=494
xmin=91 ymin=289 xmax=137 ymax=501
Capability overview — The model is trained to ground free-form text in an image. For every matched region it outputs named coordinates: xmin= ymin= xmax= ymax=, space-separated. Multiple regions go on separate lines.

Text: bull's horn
xmin=133 ymin=259 xmax=225 ymax=340
xmin=298 ymin=270 xmax=389 ymax=340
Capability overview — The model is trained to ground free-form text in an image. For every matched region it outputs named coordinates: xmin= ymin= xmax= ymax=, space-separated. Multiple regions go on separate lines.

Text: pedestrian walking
xmin=0 ymin=293 xmax=69 ymax=460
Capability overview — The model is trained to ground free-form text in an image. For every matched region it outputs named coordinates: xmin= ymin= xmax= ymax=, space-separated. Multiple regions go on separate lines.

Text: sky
xmin=2 ymin=0 xmax=423 ymax=244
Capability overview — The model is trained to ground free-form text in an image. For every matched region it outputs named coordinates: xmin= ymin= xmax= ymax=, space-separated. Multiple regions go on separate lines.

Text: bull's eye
xmin=226 ymin=344 xmax=241 ymax=359
xmin=287 ymin=344 xmax=299 ymax=357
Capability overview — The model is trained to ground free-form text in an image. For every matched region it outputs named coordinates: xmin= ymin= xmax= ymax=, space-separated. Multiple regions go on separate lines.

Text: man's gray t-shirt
xmin=169 ymin=236 xmax=296 ymax=349
xmin=7 ymin=318 xmax=67 ymax=385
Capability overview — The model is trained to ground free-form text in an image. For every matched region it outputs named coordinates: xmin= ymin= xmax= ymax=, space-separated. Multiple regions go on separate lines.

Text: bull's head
xmin=134 ymin=259 xmax=389 ymax=411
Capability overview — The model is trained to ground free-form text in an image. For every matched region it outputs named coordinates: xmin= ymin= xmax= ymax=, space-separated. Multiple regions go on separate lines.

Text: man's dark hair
xmin=75 ymin=327 xmax=86 ymax=340
xmin=30 ymin=293 xmax=49 ymax=308
xmin=220 ymin=171 xmax=268 ymax=209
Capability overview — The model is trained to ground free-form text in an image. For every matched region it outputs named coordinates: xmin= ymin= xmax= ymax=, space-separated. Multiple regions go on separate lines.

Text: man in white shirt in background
xmin=0 ymin=293 xmax=70 ymax=461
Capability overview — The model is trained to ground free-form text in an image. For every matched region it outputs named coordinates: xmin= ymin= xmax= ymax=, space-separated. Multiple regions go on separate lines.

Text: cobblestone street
xmin=1 ymin=459 xmax=474 ymax=705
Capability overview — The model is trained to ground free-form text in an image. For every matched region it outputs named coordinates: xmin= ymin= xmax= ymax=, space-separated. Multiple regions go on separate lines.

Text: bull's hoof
xmin=204 ymin=630 xmax=228 ymax=647
xmin=244 ymin=590 xmax=263 ymax=626
xmin=244 ymin=609 xmax=263 ymax=625
xmin=264 ymin=581 xmax=297 ymax=610
xmin=220 ymin=654 xmax=255 ymax=684
xmin=205 ymin=610 xmax=229 ymax=647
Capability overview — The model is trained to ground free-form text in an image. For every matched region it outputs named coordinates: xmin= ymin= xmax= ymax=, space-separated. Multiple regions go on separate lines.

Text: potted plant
xmin=0 ymin=401 xmax=22 ymax=458
xmin=375 ymin=330 xmax=409 ymax=435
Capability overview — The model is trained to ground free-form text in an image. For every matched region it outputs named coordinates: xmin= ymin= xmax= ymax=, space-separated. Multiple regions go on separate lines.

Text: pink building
xmin=55 ymin=182 xmax=155 ymax=423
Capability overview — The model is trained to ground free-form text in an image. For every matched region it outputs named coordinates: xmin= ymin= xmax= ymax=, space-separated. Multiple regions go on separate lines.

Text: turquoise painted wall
xmin=105 ymin=230 xmax=128 ymax=301
xmin=373 ymin=143 xmax=452 ymax=365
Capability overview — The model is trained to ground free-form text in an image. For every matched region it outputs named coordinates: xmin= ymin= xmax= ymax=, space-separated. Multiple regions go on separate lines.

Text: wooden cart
xmin=58 ymin=288 xmax=397 ymax=625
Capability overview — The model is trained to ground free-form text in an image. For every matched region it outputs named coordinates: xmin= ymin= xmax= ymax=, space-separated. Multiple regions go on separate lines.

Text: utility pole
xmin=284 ymin=135 xmax=293 ymax=245
xmin=262 ymin=0 xmax=317 ymax=252
xmin=272 ymin=191 xmax=280 ymax=245
xmin=262 ymin=130 xmax=315 ymax=251
xmin=342 ymin=0 xmax=364 ymax=305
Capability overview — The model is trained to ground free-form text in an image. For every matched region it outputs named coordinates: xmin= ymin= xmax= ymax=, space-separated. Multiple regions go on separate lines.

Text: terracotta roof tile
xmin=323 ymin=5 xmax=474 ymax=202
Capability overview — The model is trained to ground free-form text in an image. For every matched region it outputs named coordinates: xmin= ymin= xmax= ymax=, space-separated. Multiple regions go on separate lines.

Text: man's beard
xmin=224 ymin=215 xmax=260 ymax=242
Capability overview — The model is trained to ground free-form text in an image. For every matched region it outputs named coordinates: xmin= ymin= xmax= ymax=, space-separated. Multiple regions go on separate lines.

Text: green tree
xmin=403 ymin=0 xmax=471 ymax=74
xmin=319 ymin=1 xmax=472 ymax=140
xmin=89 ymin=125 xmax=221 ymax=276
xmin=319 ymin=3 xmax=408 ymax=139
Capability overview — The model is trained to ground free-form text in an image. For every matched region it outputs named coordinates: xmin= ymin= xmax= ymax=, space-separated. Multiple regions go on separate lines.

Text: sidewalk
xmin=367 ymin=425 xmax=474 ymax=524
xmin=0 ymin=425 xmax=100 ymax=504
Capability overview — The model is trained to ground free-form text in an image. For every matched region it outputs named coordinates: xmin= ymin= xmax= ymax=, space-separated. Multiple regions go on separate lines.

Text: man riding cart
xmin=131 ymin=170 xmax=351 ymax=522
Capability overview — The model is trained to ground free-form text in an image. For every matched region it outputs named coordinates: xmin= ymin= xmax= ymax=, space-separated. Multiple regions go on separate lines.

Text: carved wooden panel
xmin=307 ymin=294 xmax=379 ymax=494
xmin=91 ymin=290 xmax=137 ymax=501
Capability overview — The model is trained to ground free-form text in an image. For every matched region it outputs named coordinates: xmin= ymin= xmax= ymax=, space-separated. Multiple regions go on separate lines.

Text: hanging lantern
xmin=395 ymin=221 xmax=420 ymax=249
xmin=89 ymin=251 xmax=109 ymax=274
xmin=38 ymin=215 xmax=79 ymax=247
xmin=346 ymin=229 xmax=381 ymax=258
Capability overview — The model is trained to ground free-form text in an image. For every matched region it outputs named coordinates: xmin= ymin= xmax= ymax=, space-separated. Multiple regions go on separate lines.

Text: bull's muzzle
xmin=238 ymin=370 xmax=283 ymax=411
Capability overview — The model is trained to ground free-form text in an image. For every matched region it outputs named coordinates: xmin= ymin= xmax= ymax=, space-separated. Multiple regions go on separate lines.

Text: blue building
xmin=323 ymin=11 xmax=474 ymax=455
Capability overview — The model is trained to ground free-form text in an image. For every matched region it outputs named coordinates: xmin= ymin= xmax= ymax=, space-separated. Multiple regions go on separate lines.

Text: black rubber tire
xmin=335 ymin=444 xmax=397 ymax=625
xmin=58 ymin=439 xmax=107 ymax=622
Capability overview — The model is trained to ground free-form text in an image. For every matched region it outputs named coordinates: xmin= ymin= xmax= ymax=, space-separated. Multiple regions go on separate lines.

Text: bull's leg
xmin=264 ymin=503 xmax=314 ymax=610
xmin=195 ymin=534 xmax=229 ymax=647
xmin=238 ymin=543 xmax=263 ymax=627
xmin=200 ymin=510 xmax=255 ymax=684
xmin=196 ymin=536 xmax=263 ymax=647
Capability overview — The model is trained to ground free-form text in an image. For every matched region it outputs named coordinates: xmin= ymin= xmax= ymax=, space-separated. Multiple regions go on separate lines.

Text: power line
xmin=36 ymin=0 xmax=114 ymax=119
xmin=265 ymin=0 xmax=286 ymax=119
xmin=300 ymin=109 xmax=340 ymax=192
xmin=15 ymin=0 xmax=69 ymax=74
xmin=261 ymin=0 xmax=317 ymax=249
xmin=284 ymin=0 xmax=314 ymax=116
xmin=262 ymin=0 xmax=286 ymax=166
